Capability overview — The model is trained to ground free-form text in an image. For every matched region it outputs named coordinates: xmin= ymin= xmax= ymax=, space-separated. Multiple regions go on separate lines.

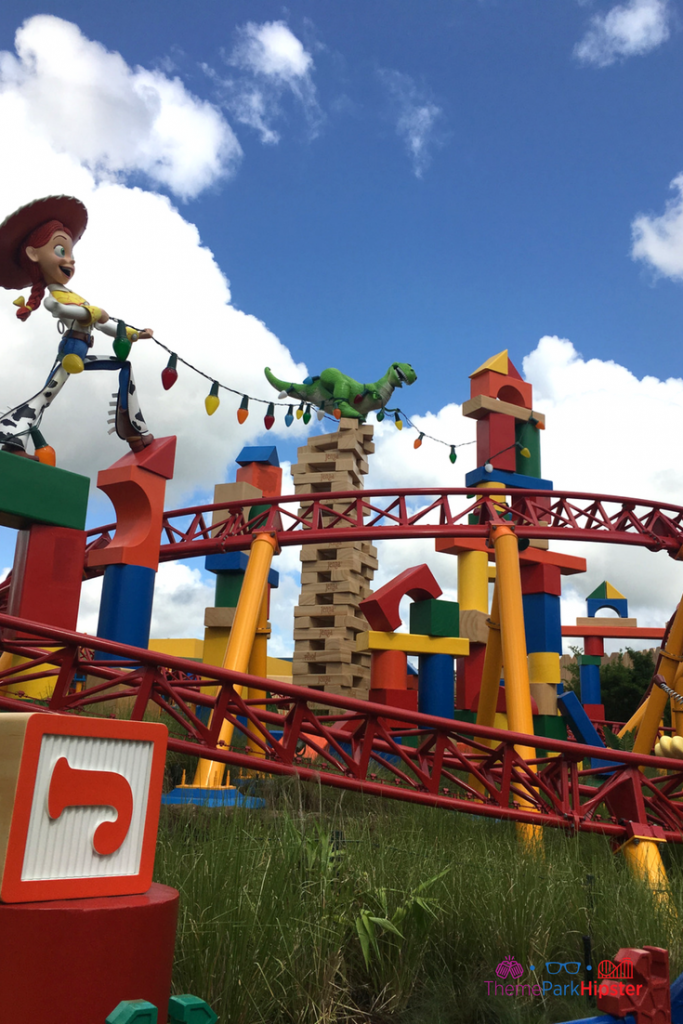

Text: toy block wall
xmin=292 ymin=418 xmax=377 ymax=699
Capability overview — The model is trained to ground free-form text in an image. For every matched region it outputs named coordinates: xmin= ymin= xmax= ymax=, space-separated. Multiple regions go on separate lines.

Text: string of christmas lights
xmin=117 ymin=322 xmax=489 ymax=461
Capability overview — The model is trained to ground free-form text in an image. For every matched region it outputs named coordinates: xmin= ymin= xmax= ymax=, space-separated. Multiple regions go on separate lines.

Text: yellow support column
xmin=491 ymin=523 xmax=542 ymax=850
xmin=633 ymin=599 xmax=683 ymax=756
xmin=475 ymin=584 xmax=502 ymax=738
xmin=194 ymin=532 xmax=279 ymax=788
xmin=621 ymin=835 xmax=669 ymax=906
xmin=245 ymin=589 xmax=269 ymax=765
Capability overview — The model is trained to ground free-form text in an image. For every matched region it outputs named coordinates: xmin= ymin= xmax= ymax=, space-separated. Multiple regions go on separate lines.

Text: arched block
xmin=359 ymin=564 xmax=442 ymax=632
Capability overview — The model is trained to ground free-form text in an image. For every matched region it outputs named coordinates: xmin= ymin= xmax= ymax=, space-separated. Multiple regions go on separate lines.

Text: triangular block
xmin=588 ymin=581 xmax=626 ymax=601
xmin=103 ymin=436 xmax=177 ymax=480
xmin=588 ymin=582 xmax=607 ymax=600
xmin=470 ymin=350 xmax=508 ymax=378
xmin=604 ymin=581 xmax=626 ymax=600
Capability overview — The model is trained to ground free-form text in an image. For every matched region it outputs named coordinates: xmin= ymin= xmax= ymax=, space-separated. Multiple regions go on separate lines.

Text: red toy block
xmin=585 ymin=636 xmax=605 ymax=657
xmin=584 ymin=703 xmax=605 ymax=722
xmin=7 ymin=524 xmax=85 ymax=635
xmin=360 ymin=564 xmax=442 ymax=632
xmin=476 ymin=413 xmax=516 ymax=471
xmin=370 ymin=650 xmax=408 ymax=689
xmin=470 ymin=370 xmax=533 ymax=409
xmin=0 ymin=884 xmax=178 ymax=1024
xmin=455 ymin=642 xmax=486 ymax=709
xmin=597 ymin=946 xmax=671 ymax=1024
xmin=236 ymin=462 xmax=282 ymax=496
xmin=88 ymin=439 xmax=177 ymax=572
xmin=368 ymin=687 xmax=418 ymax=727
xmin=104 ymin=436 xmax=177 ymax=480
xmin=520 ymin=563 xmax=562 ymax=596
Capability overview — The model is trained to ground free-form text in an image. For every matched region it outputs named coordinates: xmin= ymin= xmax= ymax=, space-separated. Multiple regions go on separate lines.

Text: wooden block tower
xmin=292 ymin=418 xmax=377 ymax=698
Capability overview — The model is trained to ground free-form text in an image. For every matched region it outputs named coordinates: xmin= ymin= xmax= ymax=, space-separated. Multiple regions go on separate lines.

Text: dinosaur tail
xmin=264 ymin=367 xmax=294 ymax=396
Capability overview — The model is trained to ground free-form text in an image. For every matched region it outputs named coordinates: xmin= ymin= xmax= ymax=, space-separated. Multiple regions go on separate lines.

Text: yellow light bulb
xmin=520 ymin=447 xmax=531 ymax=458
xmin=62 ymin=353 xmax=84 ymax=374
xmin=205 ymin=395 xmax=220 ymax=416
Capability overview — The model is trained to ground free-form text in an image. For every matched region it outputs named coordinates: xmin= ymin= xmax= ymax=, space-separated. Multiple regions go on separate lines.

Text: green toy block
xmin=409 ymin=598 xmax=459 ymax=638
xmin=168 ymin=995 xmax=218 ymax=1023
xmin=578 ymin=654 xmax=602 ymax=666
xmin=214 ymin=572 xmax=244 ymax=608
xmin=105 ymin=1000 xmax=157 ymax=1024
xmin=0 ymin=450 xmax=89 ymax=530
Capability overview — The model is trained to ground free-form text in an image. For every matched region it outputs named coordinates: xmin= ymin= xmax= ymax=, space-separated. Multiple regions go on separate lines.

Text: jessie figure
xmin=0 ymin=195 xmax=154 ymax=455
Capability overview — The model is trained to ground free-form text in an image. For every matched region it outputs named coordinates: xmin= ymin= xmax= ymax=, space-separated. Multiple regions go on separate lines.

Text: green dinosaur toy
xmin=264 ymin=362 xmax=417 ymax=421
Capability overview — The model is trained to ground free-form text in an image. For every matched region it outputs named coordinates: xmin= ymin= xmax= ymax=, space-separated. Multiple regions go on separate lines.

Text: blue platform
xmin=586 ymin=598 xmax=629 ymax=618
xmin=162 ymin=787 xmax=265 ymax=808
xmin=204 ymin=551 xmax=279 ymax=586
xmin=465 ymin=466 xmax=554 ymax=489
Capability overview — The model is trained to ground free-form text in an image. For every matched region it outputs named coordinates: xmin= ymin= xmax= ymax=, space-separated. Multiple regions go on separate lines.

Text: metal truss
xmin=77 ymin=487 xmax=683 ymax=567
xmin=1 ymin=614 xmax=681 ymax=842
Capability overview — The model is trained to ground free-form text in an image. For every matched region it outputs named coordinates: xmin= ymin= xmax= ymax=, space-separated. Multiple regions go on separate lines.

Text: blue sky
xmin=2 ymin=1 xmax=682 ymax=391
xmin=1 ymin=2 xmax=683 ymax=646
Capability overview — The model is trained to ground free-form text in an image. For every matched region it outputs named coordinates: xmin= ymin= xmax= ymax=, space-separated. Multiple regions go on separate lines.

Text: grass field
xmin=154 ymin=776 xmax=683 ymax=1024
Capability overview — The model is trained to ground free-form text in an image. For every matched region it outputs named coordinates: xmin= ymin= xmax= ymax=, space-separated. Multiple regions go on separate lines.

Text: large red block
xmin=8 ymin=524 xmax=85 ymax=634
xmin=360 ymin=564 xmax=442 ymax=632
xmin=585 ymin=636 xmax=605 ymax=657
xmin=455 ymin=642 xmax=486 ymax=710
xmin=470 ymin=370 xmax=533 ymax=409
xmin=476 ymin=412 xmax=516 ymax=471
xmin=0 ymin=884 xmax=178 ymax=1024
xmin=369 ymin=687 xmax=418 ymax=727
xmin=520 ymin=563 xmax=562 ymax=596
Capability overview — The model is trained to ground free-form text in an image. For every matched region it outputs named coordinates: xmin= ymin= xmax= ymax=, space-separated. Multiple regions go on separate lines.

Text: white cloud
xmin=215 ymin=21 xmax=323 ymax=144
xmin=378 ymin=69 xmax=443 ymax=178
xmin=574 ymin=0 xmax=671 ymax=67
xmin=0 ymin=16 xmax=241 ymax=200
xmin=0 ymin=33 xmax=311 ymax=511
xmin=631 ymin=173 xmax=683 ymax=279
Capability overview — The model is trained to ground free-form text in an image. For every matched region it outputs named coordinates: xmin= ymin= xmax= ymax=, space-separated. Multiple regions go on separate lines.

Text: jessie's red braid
xmin=16 ymin=220 xmax=72 ymax=322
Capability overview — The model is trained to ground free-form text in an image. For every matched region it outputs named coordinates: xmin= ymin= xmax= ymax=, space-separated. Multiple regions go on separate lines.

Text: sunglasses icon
xmin=546 ymin=962 xmax=581 ymax=975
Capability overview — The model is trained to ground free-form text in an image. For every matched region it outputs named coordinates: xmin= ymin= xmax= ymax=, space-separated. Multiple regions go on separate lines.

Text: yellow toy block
xmin=356 ymin=631 xmax=470 ymax=656
xmin=470 ymin=350 xmax=508 ymax=378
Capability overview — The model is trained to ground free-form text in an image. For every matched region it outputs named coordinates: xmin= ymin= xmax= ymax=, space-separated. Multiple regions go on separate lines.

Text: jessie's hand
xmin=136 ymin=327 xmax=154 ymax=340
xmin=97 ymin=310 xmax=109 ymax=324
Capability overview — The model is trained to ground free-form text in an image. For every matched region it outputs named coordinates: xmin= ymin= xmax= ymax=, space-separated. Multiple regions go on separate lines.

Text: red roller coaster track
xmin=1 ymin=487 xmax=681 ymax=839
xmin=82 ymin=486 xmax=683 ymax=566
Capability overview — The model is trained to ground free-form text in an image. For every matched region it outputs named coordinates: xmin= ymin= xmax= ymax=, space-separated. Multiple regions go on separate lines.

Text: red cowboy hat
xmin=0 ymin=195 xmax=88 ymax=290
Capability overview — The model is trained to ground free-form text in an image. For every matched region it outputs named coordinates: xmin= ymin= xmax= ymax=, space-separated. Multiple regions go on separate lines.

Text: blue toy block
xmin=522 ymin=592 xmax=562 ymax=654
xmin=465 ymin=466 xmax=554 ymax=489
xmin=106 ymin=1001 xmax=158 ymax=1024
xmin=418 ymin=654 xmax=454 ymax=718
xmin=586 ymin=598 xmax=629 ymax=619
xmin=557 ymin=691 xmax=620 ymax=771
xmin=579 ymin=663 xmax=601 ymax=705
xmin=670 ymin=966 xmax=683 ymax=1023
xmin=161 ymin=787 xmax=265 ymax=808
xmin=168 ymin=994 xmax=218 ymax=1024
xmin=204 ymin=551 xmax=279 ymax=587
xmin=236 ymin=445 xmax=279 ymax=466
xmin=96 ymin=563 xmax=156 ymax=656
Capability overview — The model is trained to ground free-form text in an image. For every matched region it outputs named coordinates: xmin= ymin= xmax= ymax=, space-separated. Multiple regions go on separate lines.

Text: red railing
xmin=1 ymin=614 xmax=681 ymax=841
xmin=81 ymin=487 xmax=683 ymax=567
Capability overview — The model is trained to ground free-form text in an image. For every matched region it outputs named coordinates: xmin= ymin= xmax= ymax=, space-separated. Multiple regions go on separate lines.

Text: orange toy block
xmin=470 ymin=370 xmax=532 ymax=409
xmin=370 ymin=649 xmax=408 ymax=689
xmin=88 ymin=438 xmax=176 ymax=571
xmin=435 ymin=536 xmax=587 ymax=575
xmin=236 ymin=462 xmax=283 ymax=496
xmin=359 ymin=563 xmax=442 ymax=632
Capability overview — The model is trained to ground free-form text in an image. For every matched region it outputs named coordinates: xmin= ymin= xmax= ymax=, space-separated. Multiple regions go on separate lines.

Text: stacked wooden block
xmin=292 ymin=418 xmax=377 ymax=698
